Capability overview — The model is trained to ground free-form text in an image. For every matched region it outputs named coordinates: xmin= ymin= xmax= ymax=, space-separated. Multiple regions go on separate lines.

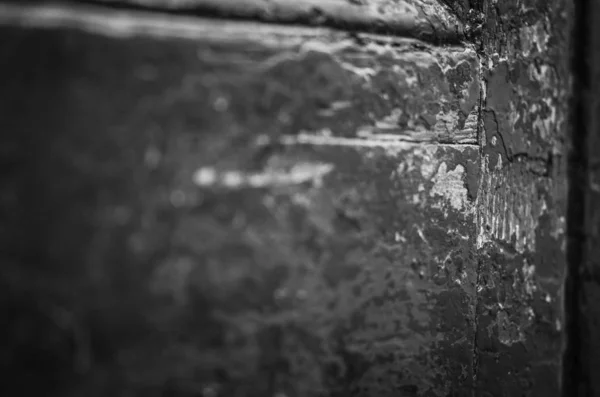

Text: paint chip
xmin=430 ymin=162 xmax=468 ymax=211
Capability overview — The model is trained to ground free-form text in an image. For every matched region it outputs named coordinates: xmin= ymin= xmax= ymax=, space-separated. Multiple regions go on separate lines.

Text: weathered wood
xmin=0 ymin=2 xmax=480 ymax=146
xmin=78 ymin=0 xmax=465 ymax=43
xmin=0 ymin=0 xmax=576 ymax=396
xmin=0 ymin=3 xmax=482 ymax=397
xmin=439 ymin=0 xmax=572 ymax=396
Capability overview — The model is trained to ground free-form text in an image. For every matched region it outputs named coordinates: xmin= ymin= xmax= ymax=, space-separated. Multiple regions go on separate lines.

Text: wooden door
xmin=0 ymin=1 xmax=571 ymax=396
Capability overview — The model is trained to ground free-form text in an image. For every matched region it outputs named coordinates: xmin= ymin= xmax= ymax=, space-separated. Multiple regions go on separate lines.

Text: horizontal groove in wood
xmin=3 ymin=0 xmax=465 ymax=43
xmin=0 ymin=2 xmax=479 ymax=148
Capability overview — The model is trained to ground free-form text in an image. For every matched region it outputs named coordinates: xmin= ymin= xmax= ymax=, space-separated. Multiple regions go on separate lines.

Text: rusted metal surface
xmin=0 ymin=3 xmax=484 ymax=396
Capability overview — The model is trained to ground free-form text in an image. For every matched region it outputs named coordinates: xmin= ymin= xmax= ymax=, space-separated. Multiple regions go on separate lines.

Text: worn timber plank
xmin=0 ymin=3 xmax=480 ymax=146
xmin=0 ymin=4 xmax=480 ymax=397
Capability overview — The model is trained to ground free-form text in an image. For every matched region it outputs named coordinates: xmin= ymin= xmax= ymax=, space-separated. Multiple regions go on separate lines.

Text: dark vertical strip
xmin=564 ymin=0 xmax=590 ymax=395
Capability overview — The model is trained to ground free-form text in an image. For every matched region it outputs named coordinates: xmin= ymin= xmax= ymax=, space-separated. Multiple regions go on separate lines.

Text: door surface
xmin=0 ymin=1 xmax=571 ymax=396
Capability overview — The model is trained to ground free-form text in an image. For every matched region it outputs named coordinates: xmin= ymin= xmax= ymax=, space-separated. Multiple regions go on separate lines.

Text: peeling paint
xmin=430 ymin=162 xmax=469 ymax=212
xmin=0 ymin=0 xmax=570 ymax=395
